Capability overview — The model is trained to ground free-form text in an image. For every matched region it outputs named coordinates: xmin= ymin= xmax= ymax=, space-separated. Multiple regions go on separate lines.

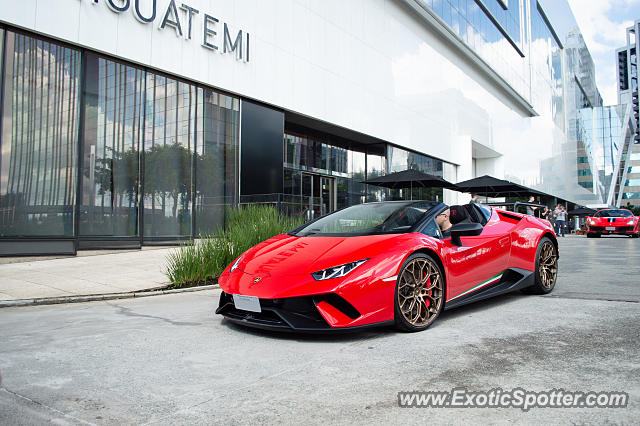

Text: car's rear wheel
xmin=394 ymin=253 xmax=444 ymax=332
xmin=523 ymin=236 xmax=558 ymax=294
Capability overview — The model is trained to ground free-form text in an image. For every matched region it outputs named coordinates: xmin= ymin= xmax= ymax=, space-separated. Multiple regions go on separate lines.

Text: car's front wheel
xmin=394 ymin=253 xmax=444 ymax=332
xmin=523 ymin=236 xmax=558 ymax=294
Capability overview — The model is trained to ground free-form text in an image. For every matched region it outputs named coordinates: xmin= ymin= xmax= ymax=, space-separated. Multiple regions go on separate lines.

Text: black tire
xmin=523 ymin=236 xmax=558 ymax=295
xmin=394 ymin=253 xmax=445 ymax=332
xmin=586 ymin=233 xmax=593 ymax=238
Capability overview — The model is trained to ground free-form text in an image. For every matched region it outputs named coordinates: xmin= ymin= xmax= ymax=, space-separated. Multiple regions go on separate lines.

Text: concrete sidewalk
xmin=0 ymin=247 xmax=176 ymax=301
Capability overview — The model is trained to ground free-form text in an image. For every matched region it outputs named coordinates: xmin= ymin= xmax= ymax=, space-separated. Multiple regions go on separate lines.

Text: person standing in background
xmin=470 ymin=194 xmax=479 ymax=204
xmin=525 ymin=196 xmax=538 ymax=216
xmin=553 ymin=204 xmax=566 ymax=237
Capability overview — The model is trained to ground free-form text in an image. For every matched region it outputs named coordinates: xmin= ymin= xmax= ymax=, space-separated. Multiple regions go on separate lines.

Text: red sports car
xmin=586 ymin=209 xmax=640 ymax=238
xmin=216 ymin=201 xmax=559 ymax=332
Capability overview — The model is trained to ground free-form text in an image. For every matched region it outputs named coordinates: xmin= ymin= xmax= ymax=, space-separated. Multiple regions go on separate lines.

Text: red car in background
xmin=586 ymin=209 xmax=640 ymax=238
xmin=216 ymin=201 xmax=559 ymax=333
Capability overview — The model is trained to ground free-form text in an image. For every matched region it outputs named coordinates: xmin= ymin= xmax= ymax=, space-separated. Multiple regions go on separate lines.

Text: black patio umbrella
xmin=361 ymin=169 xmax=458 ymax=200
xmin=567 ymin=207 xmax=597 ymax=216
xmin=455 ymin=175 xmax=540 ymax=198
xmin=362 ymin=168 xmax=457 ymax=189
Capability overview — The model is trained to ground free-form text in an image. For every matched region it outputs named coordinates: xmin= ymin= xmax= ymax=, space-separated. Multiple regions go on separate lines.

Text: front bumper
xmin=215 ymin=291 xmax=391 ymax=332
xmin=587 ymin=226 xmax=638 ymax=235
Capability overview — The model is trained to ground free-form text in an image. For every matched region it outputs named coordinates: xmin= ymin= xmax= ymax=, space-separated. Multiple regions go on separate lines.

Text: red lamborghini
xmin=216 ymin=201 xmax=559 ymax=332
xmin=586 ymin=209 xmax=640 ymax=238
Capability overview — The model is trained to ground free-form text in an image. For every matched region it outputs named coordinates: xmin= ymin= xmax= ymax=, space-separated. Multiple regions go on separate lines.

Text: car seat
xmin=449 ymin=205 xmax=472 ymax=225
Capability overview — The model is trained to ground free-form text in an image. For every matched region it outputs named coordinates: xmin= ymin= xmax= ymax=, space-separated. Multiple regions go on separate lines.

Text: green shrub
xmin=166 ymin=205 xmax=305 ymax=287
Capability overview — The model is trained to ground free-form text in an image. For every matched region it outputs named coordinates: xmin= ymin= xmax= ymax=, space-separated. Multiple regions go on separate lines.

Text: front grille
xmin=216 ymin=292 xmax=329 ymax=330
xmin=216 ymin=291 xmax=362 ymax=331
xmin=590 ymin=226 xmax=632 ymax=233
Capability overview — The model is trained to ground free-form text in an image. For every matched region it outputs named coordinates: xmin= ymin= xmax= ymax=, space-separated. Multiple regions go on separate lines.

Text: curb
xmin=0 ymin=284 xmax=220 ymax=308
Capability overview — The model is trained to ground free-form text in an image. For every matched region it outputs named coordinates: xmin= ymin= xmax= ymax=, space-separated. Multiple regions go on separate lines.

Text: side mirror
xmin=450 ymin=222 xmax=483 ymax=246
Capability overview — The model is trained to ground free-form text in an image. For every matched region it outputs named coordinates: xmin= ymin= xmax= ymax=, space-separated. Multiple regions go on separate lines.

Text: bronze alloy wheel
xmin=538 ymin=240 xmax=558 ymax=289
xmin=397 ymin=256 xmax=443 ymax=328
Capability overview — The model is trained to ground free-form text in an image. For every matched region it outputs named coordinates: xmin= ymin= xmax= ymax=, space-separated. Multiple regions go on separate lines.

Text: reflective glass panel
xmin=143 ymin=74 xmax=194 ymax=237
xmin=194 ymin=90 xmax=239 ymax=235
xmin=80 ymin=55 xmax=142 ymax=237
xmin=1 ymin=32 xmax=80 ymax=237
xmin=366 ymin=153 xmax=387 ymax=202
xmin=387 ymin=146 xmax=445 ymax=201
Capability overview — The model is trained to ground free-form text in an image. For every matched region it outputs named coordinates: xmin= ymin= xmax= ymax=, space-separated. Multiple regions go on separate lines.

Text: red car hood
xmin=236 ymin=233 xmax=407 ymax=277
xmin=220 ymin=232 xmax=418 ymax=298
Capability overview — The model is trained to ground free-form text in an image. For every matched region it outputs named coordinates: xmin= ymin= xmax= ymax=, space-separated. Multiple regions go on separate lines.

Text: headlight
xmin=230 ymin=256 xmax=242 ymax=272
xmin=588 ymin=219 xmax=595 ymax=225
xmin=627 ymin=219 xmax=635 ymax=225
xmin=311 ymin=259 xmax=369 ymax=281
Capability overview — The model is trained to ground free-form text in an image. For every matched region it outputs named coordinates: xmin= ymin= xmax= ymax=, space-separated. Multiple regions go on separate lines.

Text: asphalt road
xmin=1 ymin=236 xmax=639 ymax=425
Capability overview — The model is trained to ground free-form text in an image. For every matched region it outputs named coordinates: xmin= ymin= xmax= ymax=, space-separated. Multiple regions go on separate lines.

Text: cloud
xmin=568 ymin=0 xmax=640 ymax=104
xmin=568 ymin=0 xmax=635 ymax=53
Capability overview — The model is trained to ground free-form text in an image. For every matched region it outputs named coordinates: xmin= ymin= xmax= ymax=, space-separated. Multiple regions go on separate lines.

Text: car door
xmin=442 ymin=208 xmax=511 ymax=301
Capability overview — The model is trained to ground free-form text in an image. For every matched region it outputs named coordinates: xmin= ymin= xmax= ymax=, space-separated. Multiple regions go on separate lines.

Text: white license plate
xmin=232 ymin=294 xmax=261 ymax=312
xmin=606 ymin=227 xmax=616 ymax=231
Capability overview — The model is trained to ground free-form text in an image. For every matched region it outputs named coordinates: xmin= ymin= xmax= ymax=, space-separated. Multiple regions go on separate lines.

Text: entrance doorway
xmin=285 ymin=171 xmax=335 ymax=220
xmin=302 ymin=173 xmax=335 ymax=219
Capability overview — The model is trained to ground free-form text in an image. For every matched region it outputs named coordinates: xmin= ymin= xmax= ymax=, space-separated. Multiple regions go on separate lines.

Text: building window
xmin=142 ymin=74 xmax=195 ymax=238
xmin=80 ymin=55 xmax=143 ymax=237
xmin=79 ymin=55 xmax=239 ymax=240
xmin=194 ymin=90 xmax=239 ymax=235
xmin=283 ymin=131 xmax=366 ymax=214
xmin=387 ymin=146 xmax=445 ymax=202
xmin=366 ymin=150 xmax=387 ymax=202
xmin=0 ymin=31 xmax=238 ymax=244
xmin=1 ymin=31 xmax=81 ymax=237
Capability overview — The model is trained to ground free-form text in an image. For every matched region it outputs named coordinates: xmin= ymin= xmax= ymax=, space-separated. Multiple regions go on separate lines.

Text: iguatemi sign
xmin=84 ymin=0 xmax=250 ymax=62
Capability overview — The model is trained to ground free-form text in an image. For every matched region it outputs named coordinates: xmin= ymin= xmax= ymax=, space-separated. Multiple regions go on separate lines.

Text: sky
xmin=567 ymin=0 xmax=640 ymax=105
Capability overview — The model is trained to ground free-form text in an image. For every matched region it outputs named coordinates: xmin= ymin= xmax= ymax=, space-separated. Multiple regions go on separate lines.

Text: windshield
xmin=293 ymin=201 xmax=439 ymax=236
xmin=594 ymin=209 xmax=632 ymax=218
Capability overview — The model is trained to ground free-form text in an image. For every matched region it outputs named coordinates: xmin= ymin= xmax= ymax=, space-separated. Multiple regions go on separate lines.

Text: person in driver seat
xmin=438 ymin=205 xmax=476 ymax=238
xmin=436 ymin=208 xmax=452 ymax=237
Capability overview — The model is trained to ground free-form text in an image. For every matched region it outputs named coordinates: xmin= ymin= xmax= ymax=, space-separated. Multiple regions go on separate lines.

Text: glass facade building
xmin=616 ymin=18 xmax=640 ymax=207
xmin=573 ymin=105 xmax=636 ymax=206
